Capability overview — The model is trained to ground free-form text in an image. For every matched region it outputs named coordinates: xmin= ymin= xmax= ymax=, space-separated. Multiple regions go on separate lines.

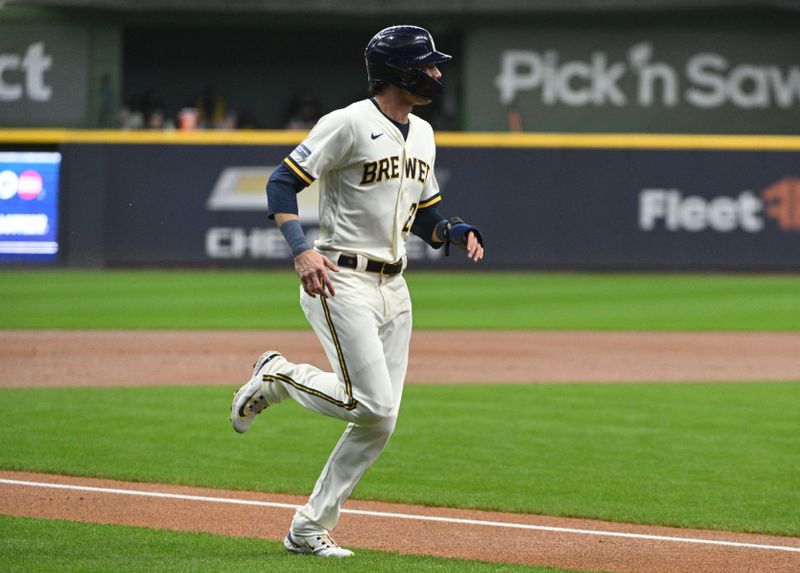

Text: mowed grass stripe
xmin=0 ymin=383 xmax=797 ymax=536
xmin=2 ymin=270 xmax=799 ymax=330
xmin=0 ymin=515 xmax=575 ymax=573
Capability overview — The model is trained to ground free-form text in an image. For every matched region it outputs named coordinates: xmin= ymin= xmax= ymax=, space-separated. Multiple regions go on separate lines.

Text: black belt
xmin=337 ymin=254 xmax=403 ymax=275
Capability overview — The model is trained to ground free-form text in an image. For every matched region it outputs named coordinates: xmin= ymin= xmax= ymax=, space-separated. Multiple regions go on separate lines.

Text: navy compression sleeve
xmin=266 ymin=162 xmax=308 ymax=220
xmin=280 ymin=219 xmax=312 ymax=257
xmin=411 ymin=203 xmax=447 ymax=248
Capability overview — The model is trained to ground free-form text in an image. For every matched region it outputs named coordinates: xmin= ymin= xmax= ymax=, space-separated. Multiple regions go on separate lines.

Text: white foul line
xmin=2 ymin=478 xmax=799 ymax=554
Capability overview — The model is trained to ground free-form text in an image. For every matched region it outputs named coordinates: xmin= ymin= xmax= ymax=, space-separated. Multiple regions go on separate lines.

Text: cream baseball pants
xmin=262 ymin=267 xmax=412 ymax=535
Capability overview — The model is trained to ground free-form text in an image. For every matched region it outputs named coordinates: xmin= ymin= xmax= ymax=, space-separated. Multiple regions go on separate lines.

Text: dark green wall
xmin=0 ymin=6 xmax=121 ymax=128
xmin=2 ymin=5 xmax=798 ymax=131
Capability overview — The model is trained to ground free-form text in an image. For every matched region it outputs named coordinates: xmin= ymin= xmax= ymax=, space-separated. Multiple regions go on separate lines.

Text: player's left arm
xmin=411 ymin=202 xmax=485 ymax=262
xmin=412 ymin=144 xmax=483 ymax=261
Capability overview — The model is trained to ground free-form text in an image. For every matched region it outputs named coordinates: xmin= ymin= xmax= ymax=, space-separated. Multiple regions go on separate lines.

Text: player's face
xmin=419 ymin=63 xmax=442 ymax=81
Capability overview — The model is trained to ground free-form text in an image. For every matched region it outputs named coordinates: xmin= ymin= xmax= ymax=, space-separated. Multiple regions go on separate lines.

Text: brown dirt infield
xmin=2 ymin=330 xmax=799 ymax=387
xmin=1 ymin=330 xmax=799 ymax=572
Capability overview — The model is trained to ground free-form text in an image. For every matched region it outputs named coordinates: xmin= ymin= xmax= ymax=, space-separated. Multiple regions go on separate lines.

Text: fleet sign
xmin=639 ymin=179 xmax=800 ymax=234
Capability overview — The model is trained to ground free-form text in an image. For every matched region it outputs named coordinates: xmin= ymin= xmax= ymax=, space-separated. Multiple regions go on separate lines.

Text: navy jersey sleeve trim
xmin=418 ymin=193 xmax=441 ymax=209
xmin=284 ymin=156 xmax=315 ymax=185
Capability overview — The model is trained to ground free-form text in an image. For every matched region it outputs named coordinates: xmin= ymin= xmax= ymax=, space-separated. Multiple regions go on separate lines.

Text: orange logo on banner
xmin=762 ymin=177 xmax=800 ymax=231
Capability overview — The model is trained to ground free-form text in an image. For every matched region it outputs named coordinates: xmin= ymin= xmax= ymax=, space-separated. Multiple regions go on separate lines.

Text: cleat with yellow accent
xmin=230 ymin=351 xmax=286 ymax=433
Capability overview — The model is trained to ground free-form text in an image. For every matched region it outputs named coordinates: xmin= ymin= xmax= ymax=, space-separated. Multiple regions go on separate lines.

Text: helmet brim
xmin=416 ymin=50 xmax=452 ymax=65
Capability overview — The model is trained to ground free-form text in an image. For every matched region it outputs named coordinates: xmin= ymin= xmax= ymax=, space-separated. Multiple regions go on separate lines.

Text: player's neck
xmin=373 ymin=90 xmax=413 ymax=125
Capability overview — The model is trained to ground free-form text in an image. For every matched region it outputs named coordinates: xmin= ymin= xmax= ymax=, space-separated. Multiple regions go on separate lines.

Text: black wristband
xmin=434 ymin=217 xmax=466 ymax=256
xmin=435 ymin=217 xmax=464 ymax=243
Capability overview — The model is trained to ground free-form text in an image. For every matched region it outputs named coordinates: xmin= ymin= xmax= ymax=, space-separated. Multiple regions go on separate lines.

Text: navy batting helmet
xmin=364 ymin=25 xmax=452 ymax=99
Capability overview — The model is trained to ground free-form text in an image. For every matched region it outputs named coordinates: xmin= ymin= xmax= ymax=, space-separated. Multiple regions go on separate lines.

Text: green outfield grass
xmin=1 ymin=383 xmax=798 ymax=536
xmin=1 ymin=269 xmax=799 ymax=330
xmin=0 ymin=515 xmax=580 ymax=573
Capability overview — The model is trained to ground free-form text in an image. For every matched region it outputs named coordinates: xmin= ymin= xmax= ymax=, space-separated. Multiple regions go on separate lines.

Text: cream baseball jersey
xmin=283 ymin=99 xmax=441 ymax=263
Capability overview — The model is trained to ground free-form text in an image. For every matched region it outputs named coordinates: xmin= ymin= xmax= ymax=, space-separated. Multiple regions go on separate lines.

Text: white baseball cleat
xmin=230 ymin=351 xmax=283 ymax=434
xmin=283 ymin=531 xmax=354 ymax=558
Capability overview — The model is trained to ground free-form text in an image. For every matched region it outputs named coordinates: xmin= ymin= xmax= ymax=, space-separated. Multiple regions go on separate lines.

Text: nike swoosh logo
xmin=371 ymin=132 xmax=383 ymax=140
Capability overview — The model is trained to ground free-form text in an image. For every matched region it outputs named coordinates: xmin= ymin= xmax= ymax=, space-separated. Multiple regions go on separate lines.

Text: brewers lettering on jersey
xmin=230 ymin=25 xmax=484 ymax=559
xmin=359 ymin=155 xmax=431 ymax=185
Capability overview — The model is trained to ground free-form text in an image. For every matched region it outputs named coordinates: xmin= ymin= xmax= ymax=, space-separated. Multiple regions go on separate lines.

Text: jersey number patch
xmin=402 ymin=204 xmax=418 ymax=233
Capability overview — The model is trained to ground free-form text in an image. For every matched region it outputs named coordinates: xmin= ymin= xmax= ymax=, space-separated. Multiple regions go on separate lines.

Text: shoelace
xmin=314 ymin=534 xmax=338 ymax=549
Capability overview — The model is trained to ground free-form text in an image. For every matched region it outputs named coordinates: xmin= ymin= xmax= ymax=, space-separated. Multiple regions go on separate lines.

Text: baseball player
xmin=230 ymin=25 xmax=484 ymax=558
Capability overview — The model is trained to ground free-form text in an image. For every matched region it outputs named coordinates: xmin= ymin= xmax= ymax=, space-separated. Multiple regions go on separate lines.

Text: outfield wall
xmin=2 ymin=130 xmax=800 ymax=270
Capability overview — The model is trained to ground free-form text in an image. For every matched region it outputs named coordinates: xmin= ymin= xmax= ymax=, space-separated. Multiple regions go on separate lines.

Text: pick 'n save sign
xmin=465 ymin=27 xmax=800 ymax=134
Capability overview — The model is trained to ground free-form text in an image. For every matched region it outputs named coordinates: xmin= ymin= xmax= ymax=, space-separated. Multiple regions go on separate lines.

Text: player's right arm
xmin=267 ymin=166 xmax=339 ymax=299
xmin=266 ymin=109 xmax=353 ymax=298
xmin=274 ymin=212 xmax=339 ymax=299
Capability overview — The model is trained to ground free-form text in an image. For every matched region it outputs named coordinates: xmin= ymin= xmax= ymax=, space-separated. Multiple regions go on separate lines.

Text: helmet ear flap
xmin=398 ymin=69 xmax=416 ymax=83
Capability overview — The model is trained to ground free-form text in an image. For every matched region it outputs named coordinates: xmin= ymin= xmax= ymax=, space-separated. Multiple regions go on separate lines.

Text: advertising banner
xmin=0 ymin=151 xmax=61 ymax=262
xmin=73 ymin=143 xmax=445 ymax=267
xmin=0 ymin=25 xmax=89 ymax=126
xmin=435 ymin=144 xmax=800 ymax=269
xmin=465 ymin=28 xmax=800 ymax=134
xmin=60 ymin=141 xmax=800 ymax=270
